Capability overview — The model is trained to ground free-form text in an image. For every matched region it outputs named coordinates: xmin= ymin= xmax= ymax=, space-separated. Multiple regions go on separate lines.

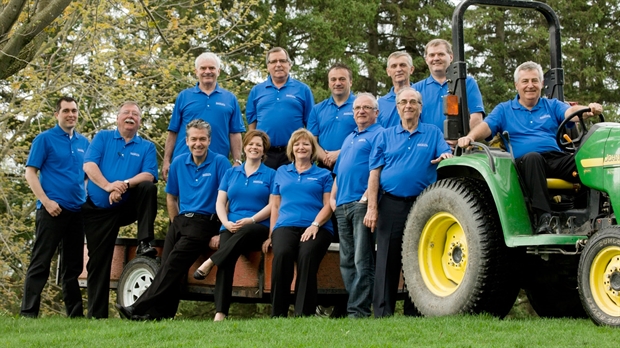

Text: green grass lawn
xmin=1 ymin=314 xmax=618 ymax=347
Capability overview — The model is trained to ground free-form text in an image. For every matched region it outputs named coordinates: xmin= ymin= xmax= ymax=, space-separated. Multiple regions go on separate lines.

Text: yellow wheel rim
xmin=589 ymin=245 xmax=620 ymax=317
xmin=419 ymin=212 xmax=468 ymax=297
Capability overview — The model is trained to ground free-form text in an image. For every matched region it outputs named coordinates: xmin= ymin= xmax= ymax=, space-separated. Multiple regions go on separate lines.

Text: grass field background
xmin=2 ymin=313 xmax=618 ymax=347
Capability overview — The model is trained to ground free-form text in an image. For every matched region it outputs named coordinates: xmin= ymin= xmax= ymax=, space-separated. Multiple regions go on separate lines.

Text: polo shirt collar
xmin=510 ymin=94 xmax=542 ymax=111
xmin=114 ymin=129 xmax=142 ymax=144
xmin=192 ymin=82 xmax=222 ymax=95
xmin=51 ymin=124 xmax=73 ymax=137
xmin=396 ymin=123 xmax=423 ymax=135
xmin=387 ymin=82 xmax=415 ymax=96
xmin=266 ymin=75 xmax=291 ymax=88
xmin=327 ymin=93 xmax=355 ymax=107
xmin=232 ymin=162 xmax=267 ymax=177
xmin=285 ymin=162 xmax=320 ymax=175
xmin=354 ymin=122 xmax=381 ymax=135
xmin=424 ymin=75 xmax=446 ymax=86
xmin=184 ymin=150 xmax=215 ymax=169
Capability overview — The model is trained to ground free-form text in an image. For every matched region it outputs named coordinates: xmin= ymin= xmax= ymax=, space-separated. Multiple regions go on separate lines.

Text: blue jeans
xmin=335 ymin=201 xmax=375 ymax=317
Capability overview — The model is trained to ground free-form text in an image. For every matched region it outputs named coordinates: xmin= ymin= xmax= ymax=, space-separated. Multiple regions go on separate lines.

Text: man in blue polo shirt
xmin=308 ymin=63 xmax=357 ymax=170
xmin=330 ymin=93 xmax=383 ymax=318
xmin=82 ymin=101 xmax=159 ymax=319
xmin=377 ymin=51 xmax=415 ymax=128
xmin=414 ymin=39 xmax=485 ymax=145
xmin=21 ymin=96 xmax=90 ymax=318
xmin=162 ymin=52 xmax=245 ymax=181
xmin=247 ymin=47 xmax=315 ymax=169
xmin=116 ymin=119 xmax=231 ymax=320
xmin=458 ymin=61 xmax=602 ymax=234
xmin=364 ymin=87 xmax=452 ymax=317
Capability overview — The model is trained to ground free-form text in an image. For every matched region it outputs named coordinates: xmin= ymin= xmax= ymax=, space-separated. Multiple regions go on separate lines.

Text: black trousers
xmin=211 ymin=224 xmax=269 ymax=316
xmin=83 ymin=181 xmax=157 ymax=318
xmin=270 ymin=226 xmax=332 ymax=317
xmin=21 ymin=207 xmax=84 ymax=318
xmin=516 ymin=151 xmax=577 ymax=214
xmin=264 ymin=148 xmax=291 ymax=170
xmin=132 ymin=214 xmax=220 ymax=319
xmin=373 ymin=194 xmax=415 ymax=318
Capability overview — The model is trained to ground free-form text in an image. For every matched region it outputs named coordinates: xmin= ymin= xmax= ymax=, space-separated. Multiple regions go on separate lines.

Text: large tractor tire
xmin=117 ymin=256 xmax=160 ymax=307
xmin=578 ymin=226 xmax=620 ymax=326
xmin=402 ymin=178 xmax=520 ymax=317
xmin=523 ymin=254 xmax=587 ymax=318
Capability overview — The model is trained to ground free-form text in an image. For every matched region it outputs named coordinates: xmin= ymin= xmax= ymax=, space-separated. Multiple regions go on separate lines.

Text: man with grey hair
xmin=377 ymin=51 xmax=415 ymax=128
xmin=83 ymin=101 xmax=159 ymax=318
xmin=246 ymin=47 xmax=314 ymax=169
xmin=117 ymin=119 xmax=231 ymax=320
xmin=414 ymin=38 xmax=485 ymax=142
xmin=162 ymin=52 xmax=244 ymax=181
xmin=458 ymin=61 xmax=603 ymax=234
xmin=330 ymin=92 xmax=383 ymax=318
xmin=365 ymin=87 xmax=452 ymax=317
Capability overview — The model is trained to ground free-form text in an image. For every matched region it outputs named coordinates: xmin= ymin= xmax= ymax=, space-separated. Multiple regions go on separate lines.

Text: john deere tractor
xmin=402 ymin=0 xmax=620 ymax=326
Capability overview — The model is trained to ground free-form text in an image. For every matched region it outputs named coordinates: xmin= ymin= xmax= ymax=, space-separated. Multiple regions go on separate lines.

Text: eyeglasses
xmin=268 ymin=59 xmax=289 ymax=65
xmin=397 ymin=99 xmax=422 ymax=106
xmin=353 ymin=105 xmax=376 ymax=112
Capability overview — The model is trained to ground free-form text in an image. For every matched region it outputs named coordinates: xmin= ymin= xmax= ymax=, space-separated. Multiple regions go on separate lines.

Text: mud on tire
xmin=402 ymin=177 xmax=520 ymax=317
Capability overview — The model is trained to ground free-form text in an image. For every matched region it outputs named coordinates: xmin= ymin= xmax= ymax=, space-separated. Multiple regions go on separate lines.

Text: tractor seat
xmin=547 ymin=178 xmax=580 ymax=191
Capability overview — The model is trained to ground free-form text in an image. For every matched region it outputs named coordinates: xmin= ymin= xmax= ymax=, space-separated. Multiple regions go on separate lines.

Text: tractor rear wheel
xmin=402 ymin=178 xmax=520 ymax=317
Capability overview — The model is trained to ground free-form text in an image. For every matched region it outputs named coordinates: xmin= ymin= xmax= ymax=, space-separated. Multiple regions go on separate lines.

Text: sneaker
xmin=136 ymin=241 xmax=157 ymax=257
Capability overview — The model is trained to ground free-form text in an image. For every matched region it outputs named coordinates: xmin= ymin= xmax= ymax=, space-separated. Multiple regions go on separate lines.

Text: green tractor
xmin=402 ymin=0 xmax=620 ymax=326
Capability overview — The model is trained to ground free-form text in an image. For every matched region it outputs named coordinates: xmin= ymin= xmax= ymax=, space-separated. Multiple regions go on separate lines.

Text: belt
xmin=268 ymin=146 xmax=287 ymax=153
xmin=182 ymin=212 xmax=218 ymax=221
xmin=382 ymin=191 xmax=417 ymax=202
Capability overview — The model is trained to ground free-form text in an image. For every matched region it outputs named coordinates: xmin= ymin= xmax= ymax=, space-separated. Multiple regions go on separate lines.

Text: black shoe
xmin=136 ymin=241 xmax=157 ymax=257
xmin=193 ymin=269 xmax=207 ymax=280
xmin=131 ymin=313 xmax=157 ymax=321
xmin=536 ymin=213 xmax=560 ymax=234
xmin=115 ymin=304 xmax=134 ymax=320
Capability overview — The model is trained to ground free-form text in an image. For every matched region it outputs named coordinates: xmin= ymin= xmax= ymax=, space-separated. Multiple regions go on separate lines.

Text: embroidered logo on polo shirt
xmin=307 ymin=177 xmax=318 ymax=181
xmin=540 ymin=115 xmax=551 ymax=120
xmin=417 ymin=143 xmax=429 ymax=147
xmin=344 ymin=112 xmax=354 ymax=116
xmin=216 ymin=102 xmax=226 ymax=107
xmin=77 ymin=148 xmax=85 ymax=153
xmin=203 ymin=173 xmax=212 ymax=177
xmin=358 ymin=139 xmax=367 ymax=142
xmin=130 ymin=152 xmax=140 ymax=157
xmin=253 ymin=180 xmax=264 ymax=184
xmin=285 ymin=94 xmax=297 ymax=99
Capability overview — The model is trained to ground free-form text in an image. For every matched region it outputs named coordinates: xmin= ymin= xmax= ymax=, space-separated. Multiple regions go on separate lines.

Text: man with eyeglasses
xmin=246 ymin=47 xmax=315 ymax=169
xmin=414 ymin=39 xmax=485 ymax=145
xmin=308 ymin=63 xmax=357 ymax=170
xmin=364 ymin=87 xmax=452 ymax=317
xmin=162 ymin=52 xmax=245 ymax=182
xmin=82 ymin=101 xmax=159 ymax=318
xmin=377 ymin=51 xmax=416 ymax=128
xmin=330 ymin=93 xmax=383 ymax=318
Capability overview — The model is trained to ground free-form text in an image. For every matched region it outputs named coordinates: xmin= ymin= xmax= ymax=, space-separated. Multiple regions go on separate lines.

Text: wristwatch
xmin=360 ymin=196 xmax=368 ymax=203
xmin=234 ymin=159 xmax=243 ymax=165
xmin=123 ymin=180 xmax=130 ymax=189
xmin=311 ymin=221 xmax=320 ymax=227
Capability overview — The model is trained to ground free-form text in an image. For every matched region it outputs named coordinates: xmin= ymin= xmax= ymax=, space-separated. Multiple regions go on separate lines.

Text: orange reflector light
xmin=563 ymin=134 xmax=572 ymax=143
xmin=444 ymin=95 xmax=459 ymax=116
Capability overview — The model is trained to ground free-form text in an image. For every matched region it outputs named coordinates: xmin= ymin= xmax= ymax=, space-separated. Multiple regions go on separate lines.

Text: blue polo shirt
xmin=169 ymin=83 xmax=245 ymax=158
xmin=333 ymin=123 xmax=384 ymax=206
xmin=84 ymin=129 xmax=158 ymax=208
xmin=484 ymin=96 xmax=570 ymax=159
xmin=377 ymin=82 xmax=415 ymax=128
xmin=218 ymin=163 xmax=276 ymax=229
xmin=370 ymin=123 xmax=451 ymax=197
xmin=414 ymin=75 xmax=485 ymax=131
xmin=26 ymin=125 xmax=90 ymax=212
xmin=166 ymin=151 xmax=231 ymax=215
xmin=272 ymin=164 xmax=334 ymax=233
xmin=246 ymin=75 xmax=315 ymax=146
xmin=307 ymin=93 xmax=357 ymax=151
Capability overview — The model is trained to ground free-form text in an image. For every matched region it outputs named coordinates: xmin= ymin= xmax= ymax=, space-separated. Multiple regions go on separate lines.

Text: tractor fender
xmin=436 ymin=153 xmax=534 ymax=246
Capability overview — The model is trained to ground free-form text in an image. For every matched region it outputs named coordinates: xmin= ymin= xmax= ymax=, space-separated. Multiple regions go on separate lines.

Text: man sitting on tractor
xmin=457 ymin=61 xmax=603 ymax=234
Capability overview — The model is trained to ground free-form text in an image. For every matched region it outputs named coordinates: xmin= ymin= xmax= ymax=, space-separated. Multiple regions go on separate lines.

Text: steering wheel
xmin=556 ymin=107 xmax=605 ymax=152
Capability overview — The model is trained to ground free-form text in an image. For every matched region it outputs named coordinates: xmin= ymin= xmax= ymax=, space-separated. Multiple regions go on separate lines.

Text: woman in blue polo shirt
xmin=262 ymin=128 xmax=334 ymax=317
xmin=193 ymin=130 xmax=275 ymax=321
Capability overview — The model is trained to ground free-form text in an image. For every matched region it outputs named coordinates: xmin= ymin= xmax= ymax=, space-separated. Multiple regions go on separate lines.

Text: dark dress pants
xmin=264 ymin=148 xmax=291 ymax=170
xmin=516 ymin=151 xmax=578 ymax=214
xmin=132 ymin=214 xmax=220 ymax=319
xmin=270 ymin=226 xmax=332 ymax=317
xmin=373 ymin=194 xmax=415 ymax=318
xmin=211 ymin=224 xmax=269 ymax=316
xmin=83 ymin=181 xmax=157 ymax=318
xmin=21 ymin=208 xmax=84 ymax=318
